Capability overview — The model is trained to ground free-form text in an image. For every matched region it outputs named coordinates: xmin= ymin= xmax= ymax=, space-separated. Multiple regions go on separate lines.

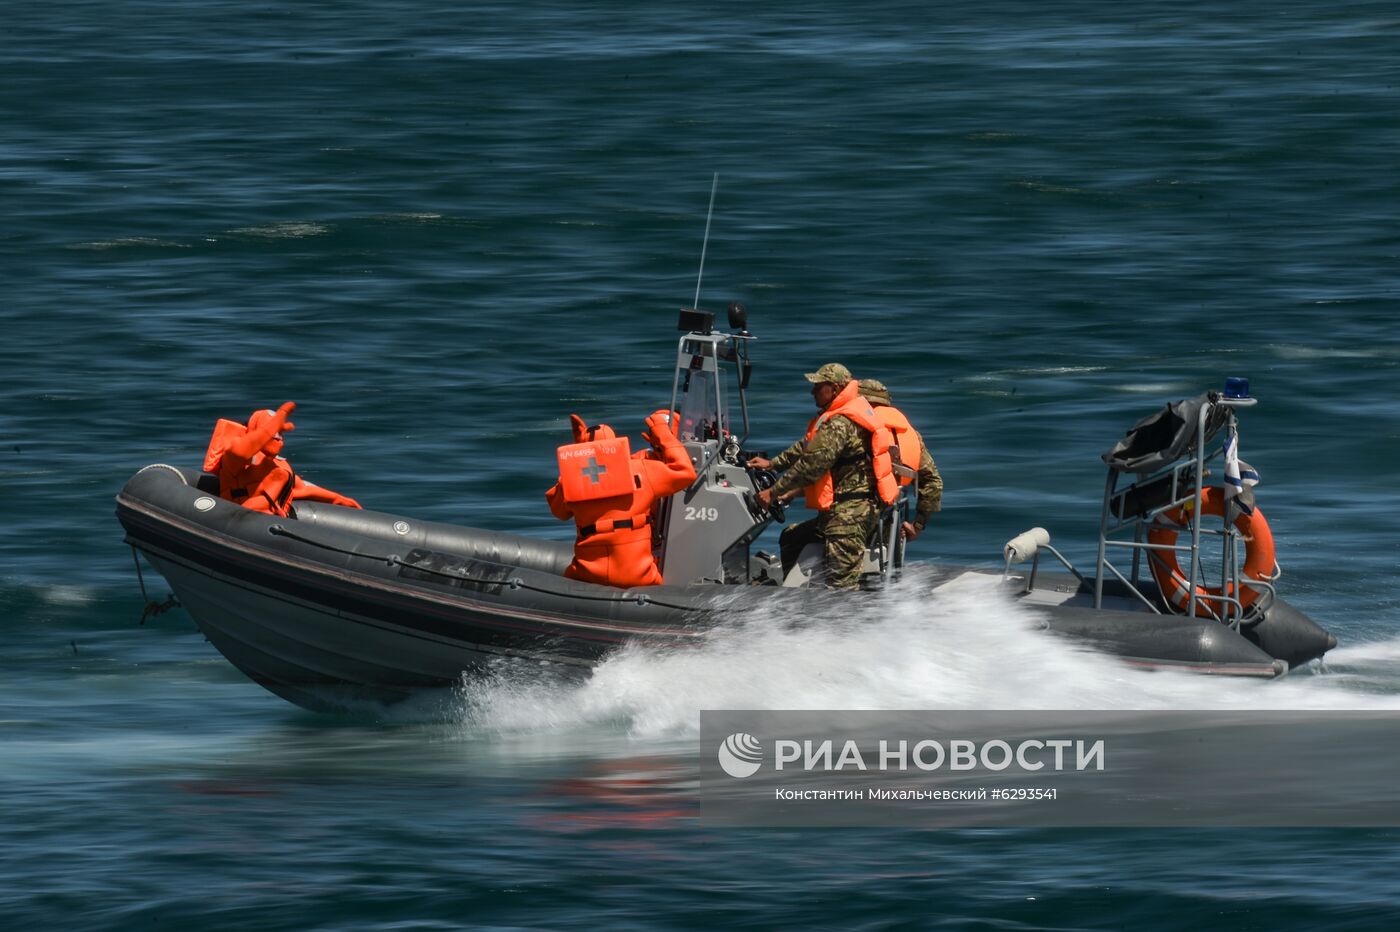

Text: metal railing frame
xmin=1090 ymin=395 xmax=1261 ymax=626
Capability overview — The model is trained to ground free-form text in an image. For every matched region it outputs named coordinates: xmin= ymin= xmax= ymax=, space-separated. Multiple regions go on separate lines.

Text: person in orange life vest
xmin=748 ymin=363 xmax=898 ymax=589
xmin=546 ymin=410 xmax=696 ymax=588
xmin=857 ymin=379 xmax=943 ymax=542
xmin=204 ymin=401 xmax=361 ymax=517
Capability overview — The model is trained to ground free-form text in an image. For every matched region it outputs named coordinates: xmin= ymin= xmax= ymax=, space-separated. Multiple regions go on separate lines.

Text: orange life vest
xmin=556 ymin=435 xmax=636 ymax=503
xmin=231 ymin=457 xmax=297 ymax=516
xmin=872 ymin=404 xmax=922 ymax=486
xmin=203 ymin=417 xmax=297 ymax=517
xmin=546 ymin=415 xmax=696 ymax=588
xmin=203 ymin=406 xmax=361 ymax=514
xmin=203 ymin=418 xmax=249 ymax=474
xmin=801 ymin=381 xmax=899 ymax=511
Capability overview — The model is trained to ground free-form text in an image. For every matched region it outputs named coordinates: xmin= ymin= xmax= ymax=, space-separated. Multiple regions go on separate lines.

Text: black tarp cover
xmin=1101 ymin=392 xmax=1229 ymax=475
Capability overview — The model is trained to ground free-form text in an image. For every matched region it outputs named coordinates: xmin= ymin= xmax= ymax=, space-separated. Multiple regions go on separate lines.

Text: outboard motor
xmin=656 ymin=304 xmax=782 ymax=584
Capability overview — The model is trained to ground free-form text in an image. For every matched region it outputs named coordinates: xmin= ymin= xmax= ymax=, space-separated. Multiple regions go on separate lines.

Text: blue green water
xmin=6 ymin=1 xmax=1400 ymax=927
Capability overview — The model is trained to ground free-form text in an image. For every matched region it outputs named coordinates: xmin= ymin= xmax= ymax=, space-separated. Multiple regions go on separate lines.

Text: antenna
xmin=692 ymin=173 xmax=719 ymax=310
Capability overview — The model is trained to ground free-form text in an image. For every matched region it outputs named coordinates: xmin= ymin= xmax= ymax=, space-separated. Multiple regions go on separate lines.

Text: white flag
xmin=1223 ymin=433 xmax=1260 ymax=515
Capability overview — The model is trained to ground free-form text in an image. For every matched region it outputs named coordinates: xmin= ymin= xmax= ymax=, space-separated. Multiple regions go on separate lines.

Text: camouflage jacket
xmin=770 ymin=414 xmax=876 ymax=504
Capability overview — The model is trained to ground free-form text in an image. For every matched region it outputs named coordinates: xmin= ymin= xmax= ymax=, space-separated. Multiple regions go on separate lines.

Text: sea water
xmin=5 ymin=1 xmax=1400 ymax=927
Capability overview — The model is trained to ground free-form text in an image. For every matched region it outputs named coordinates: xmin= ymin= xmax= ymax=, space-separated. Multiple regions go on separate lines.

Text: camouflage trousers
xmin=778 ymin=499 xmax=880 ymax=591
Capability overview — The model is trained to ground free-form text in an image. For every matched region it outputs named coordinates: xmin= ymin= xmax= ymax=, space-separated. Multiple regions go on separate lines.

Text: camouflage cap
xmin=803 ymin=362 xmax=853 ymax=386
xmin=858 ymin=378 xmax=892 ymax=406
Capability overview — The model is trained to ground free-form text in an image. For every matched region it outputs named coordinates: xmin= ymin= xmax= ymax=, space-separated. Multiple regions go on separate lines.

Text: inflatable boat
xmin=116 ymin=307 xmax=1336 ymax=711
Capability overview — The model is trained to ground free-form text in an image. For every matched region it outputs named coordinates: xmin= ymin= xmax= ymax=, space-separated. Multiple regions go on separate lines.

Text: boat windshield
xmin=676 ymin=369 xmax=727 ymax=443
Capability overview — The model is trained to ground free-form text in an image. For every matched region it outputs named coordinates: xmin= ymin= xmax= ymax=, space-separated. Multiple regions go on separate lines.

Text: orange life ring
xmin=1146 ymin=486 xmax=1276 ymax=619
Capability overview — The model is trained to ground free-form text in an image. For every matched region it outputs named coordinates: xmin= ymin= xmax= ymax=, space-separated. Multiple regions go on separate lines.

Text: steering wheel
xmin=746 ymin=466 xmax=785 ymax=523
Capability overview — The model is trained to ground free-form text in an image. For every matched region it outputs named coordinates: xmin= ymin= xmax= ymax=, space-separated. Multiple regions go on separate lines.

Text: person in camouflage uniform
xmin=857 ymin=379 xmax=943 ymax=541
xmin=750 ymin=363 xmax=884 ymax=590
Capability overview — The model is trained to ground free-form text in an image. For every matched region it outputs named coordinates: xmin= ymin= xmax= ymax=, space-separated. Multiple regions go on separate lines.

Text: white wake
xmin=452 ymin=572 xmax=1400 ymax=740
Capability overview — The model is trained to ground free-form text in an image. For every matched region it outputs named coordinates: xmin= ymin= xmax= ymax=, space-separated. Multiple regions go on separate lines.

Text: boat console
xmin=657 ymin=304 xmax=909 ymax=587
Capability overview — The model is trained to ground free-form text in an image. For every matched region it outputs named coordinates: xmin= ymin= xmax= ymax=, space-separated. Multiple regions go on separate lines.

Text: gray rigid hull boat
xmin=116 ymin=307 xmax=1336 ymax=712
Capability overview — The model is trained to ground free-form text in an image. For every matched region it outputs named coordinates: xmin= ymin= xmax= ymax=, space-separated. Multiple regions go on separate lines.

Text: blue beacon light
xmin=1224 ymin=376 xmax=1250 ymax=399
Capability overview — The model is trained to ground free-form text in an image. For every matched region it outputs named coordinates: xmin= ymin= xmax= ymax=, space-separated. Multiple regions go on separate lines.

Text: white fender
xmin=1003 ymin=527 xmax=1051 ymax=564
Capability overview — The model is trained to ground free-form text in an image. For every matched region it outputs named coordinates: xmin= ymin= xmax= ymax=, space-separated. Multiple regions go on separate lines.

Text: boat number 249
xmin=684 ymin=506 xmax=720 ymax=522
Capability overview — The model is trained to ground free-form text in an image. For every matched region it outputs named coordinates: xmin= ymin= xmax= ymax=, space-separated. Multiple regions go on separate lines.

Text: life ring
xmin=1146 ymin=486 xmax=1276 ymax=619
